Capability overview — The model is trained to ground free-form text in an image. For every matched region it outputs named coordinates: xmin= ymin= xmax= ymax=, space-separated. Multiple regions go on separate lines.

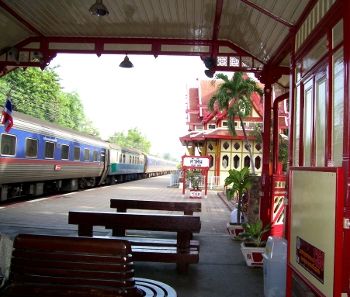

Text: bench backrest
xmin=7 ymin=234 xmax=142 ymax=297
xmin=110 ymin=199 xmax=201 ymax=215
xmin=69 ymin=211 xmax=201 ymax=235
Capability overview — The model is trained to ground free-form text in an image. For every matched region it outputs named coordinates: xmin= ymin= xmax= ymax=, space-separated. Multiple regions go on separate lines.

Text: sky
xmin=51 ymin=54 xmax=209 ymax=160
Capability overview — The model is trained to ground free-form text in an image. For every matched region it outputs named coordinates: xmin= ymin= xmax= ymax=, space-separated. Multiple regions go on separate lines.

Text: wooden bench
xmin=0 ymin=234 xmax=176 ymax=297
xmin=110 ymin=199 xmax=201 ymax=215
xmin=68 ymin=211 xmax=201 ymax=273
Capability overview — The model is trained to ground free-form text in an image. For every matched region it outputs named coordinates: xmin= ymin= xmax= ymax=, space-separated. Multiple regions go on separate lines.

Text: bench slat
xmin=11 ymin=264 xmax=135 ymax=281
xmin=12 ymin=250 xmax=132 ymax=263
xmin=69 ymin=211 xmax=201 ymax=233
xmin=108 ymin=236 xmax=199 ymax=250
xmin=13 ymin=234 xmax=130 ymax=255
xmin=132 ymin=249 xmax=198 ymax=263
xmin=110 ymin=199 xmax=201 ymax=215
xmin=2 ymin=284 xmax=130 ymax=297
xmin=11 ymin=273 xmax=135 ymax=288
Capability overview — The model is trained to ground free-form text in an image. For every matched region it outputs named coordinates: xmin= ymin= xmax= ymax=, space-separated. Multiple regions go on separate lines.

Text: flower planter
xmin=226 ymin=223 xmax=244 ymax=240
xmin=240 ymin=242 xmax=265 ymax=267
xmin=189 ymin=190 xmax=202 ymax=199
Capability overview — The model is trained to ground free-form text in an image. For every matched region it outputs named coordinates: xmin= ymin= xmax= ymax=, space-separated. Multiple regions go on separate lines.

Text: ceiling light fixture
xmin=89 ymin=0 xmax=109 ymax=16
xmin=203 ymin=56 xmax=216 ymax=78
xmin=119 ymin=55 xmax=134 ymax=68
xmin=204 ymin=69 xmax=215 ymax=78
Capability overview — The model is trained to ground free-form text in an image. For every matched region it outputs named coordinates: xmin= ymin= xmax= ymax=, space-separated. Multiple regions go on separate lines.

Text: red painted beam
xmin=212 ymin=0 xmax=224 ymax=40
xmin=240 ymin=0 xmax=293 ymax=28
xmin=211 ymin=0 xmax=224 ymax=57
xmin=19 ymin=36 xmax=264 ymax=64
xmin=0 ymin=0 xmax=43 ymax=36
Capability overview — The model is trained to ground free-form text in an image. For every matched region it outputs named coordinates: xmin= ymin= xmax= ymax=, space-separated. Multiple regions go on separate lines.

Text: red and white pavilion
xmin=179 ymin=79 xmax=288 ymax=185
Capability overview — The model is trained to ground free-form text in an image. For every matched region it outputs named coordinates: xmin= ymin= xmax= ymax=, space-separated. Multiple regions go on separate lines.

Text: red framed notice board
xmin=287 ymin=168 xmax=344 ymax=297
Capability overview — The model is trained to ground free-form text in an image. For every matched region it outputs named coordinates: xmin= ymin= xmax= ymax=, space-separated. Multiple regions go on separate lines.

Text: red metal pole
xmin=260 ymin=82 xmax=272 ymax=226
xmin=182 ymin=170 xmax=186 ymax=195
xmin=342 ymin=0 xmax=350 ymax=293
xmin=272 ymin=92 xmax=289 ymax=173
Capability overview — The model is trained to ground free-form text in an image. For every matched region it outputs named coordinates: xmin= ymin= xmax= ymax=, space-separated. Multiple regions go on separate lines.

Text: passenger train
xmin=0 ymin=111 xmax=178 ymax=201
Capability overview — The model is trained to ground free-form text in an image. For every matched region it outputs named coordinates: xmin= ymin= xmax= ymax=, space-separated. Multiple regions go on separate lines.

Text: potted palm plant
xmin=239 ymin=219 xmax=271 ymax=267
xmin=186 ymin=169 xmax=202 ymax=198
xmin=225 ymin=167 xmax=251 ymax=239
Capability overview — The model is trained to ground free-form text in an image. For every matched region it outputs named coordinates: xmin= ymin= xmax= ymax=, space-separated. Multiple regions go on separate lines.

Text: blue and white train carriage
xmin=0 ymin=111 xmax=178 ymax=201
xmin=0 ymin=111 xmax=108 ymax=201
xmin=107 ymin=144 xmax=145 ymax=183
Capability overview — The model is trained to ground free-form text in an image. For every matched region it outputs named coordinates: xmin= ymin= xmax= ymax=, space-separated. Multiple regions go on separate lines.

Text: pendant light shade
xmin=119 ymin=55 xmax=134 ymax=68
xmin=89 ymin=0 xmax=109 ymax=16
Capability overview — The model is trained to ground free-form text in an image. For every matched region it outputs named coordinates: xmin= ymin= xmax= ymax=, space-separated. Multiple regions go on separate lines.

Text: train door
xmin=98 ymin=147 xmax=109 ymax=185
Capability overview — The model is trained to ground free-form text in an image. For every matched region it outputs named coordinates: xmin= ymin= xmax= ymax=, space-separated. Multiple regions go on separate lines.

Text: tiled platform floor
xmin=0 ymin=175 xmax=264 ymax=297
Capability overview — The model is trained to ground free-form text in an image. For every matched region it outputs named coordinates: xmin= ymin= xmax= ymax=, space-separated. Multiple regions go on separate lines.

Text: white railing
xmin=168 ymin=170 xmax=181 ymax=187
xmin=171 ymin=173 xmax=223 ymax=190
xmin=208 ymin=176 xmax=222 ymax=189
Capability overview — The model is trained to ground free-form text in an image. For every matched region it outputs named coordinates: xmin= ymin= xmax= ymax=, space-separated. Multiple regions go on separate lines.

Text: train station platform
xmin=0 ymin=175 xmax=264 ymax=297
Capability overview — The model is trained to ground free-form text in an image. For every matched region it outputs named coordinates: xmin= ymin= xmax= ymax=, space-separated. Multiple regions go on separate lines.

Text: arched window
xmin=233 ymin=155 xmax=240 ymax=169
xmin=222 ymin=155 xmax=229 ymax=168
xmin=244 ymin=156 xmax=250 ymax=168
xmin=255 ymin=156 xmax=261 ymax=169
xmin=209 ymin=155 xmax=214 ymax=168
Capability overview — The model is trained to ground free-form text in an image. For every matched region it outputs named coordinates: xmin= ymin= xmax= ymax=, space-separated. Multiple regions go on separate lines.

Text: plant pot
xmin=240 ymin=242 xmax=265 ymax=267
xmin=226 ymin=223 xmax=244 ymax=240
xmin=189 ymin=190 xmax=202 ymax=199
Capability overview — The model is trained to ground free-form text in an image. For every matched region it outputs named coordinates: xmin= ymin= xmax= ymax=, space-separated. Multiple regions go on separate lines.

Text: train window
xmin=123 ymin=154 xmax=126 ymax=163
xmin=74 ymin=147 xmax=80 ymax=161
xmin=25 ymin=138 xmax=38 ymax=158
xmin=93 ymin=151 xmax=98 ymax=162
xmin=119 ymin=154 xmax=122 ymax=163
xmin=1 ymin=134 xmax=16 ymax=156
xmin=61 ymin=144 xmax=69 ymax=160
xmin=84 ymin=149 xmax=90 ymax=161
xmin=45 ymin=141 xmax=55 ymax=159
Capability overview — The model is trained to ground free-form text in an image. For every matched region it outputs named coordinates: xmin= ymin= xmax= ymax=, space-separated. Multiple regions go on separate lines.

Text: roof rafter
xmin=240 ymin=0 xmax=293 ymax=28
xmin=0 ymin=0 xmax=43 ymax=36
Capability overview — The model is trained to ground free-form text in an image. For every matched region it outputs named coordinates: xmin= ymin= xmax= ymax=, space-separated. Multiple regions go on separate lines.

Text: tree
xmin=108 ymin=128 xmax=151 ymax=153
xmin=208 ymin=72 xmax=263 ymax=174
xmin=251 ymin=124 xmax=288 ymax=171
xmin=0 ymin=67 xmax=99 ymax=136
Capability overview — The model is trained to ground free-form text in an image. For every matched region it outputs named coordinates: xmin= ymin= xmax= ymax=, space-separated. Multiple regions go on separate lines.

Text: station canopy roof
xmin=0 ymin=0 xmax=311 ymax=83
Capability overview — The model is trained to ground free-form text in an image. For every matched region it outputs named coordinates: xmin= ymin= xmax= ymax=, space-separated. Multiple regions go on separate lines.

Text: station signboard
xmin=182 ymin=156 xmax=210 ymax=168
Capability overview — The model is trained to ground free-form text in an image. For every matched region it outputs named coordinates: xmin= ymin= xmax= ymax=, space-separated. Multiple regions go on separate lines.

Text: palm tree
xmin=208 ymin=72 xmax=263 ymax=174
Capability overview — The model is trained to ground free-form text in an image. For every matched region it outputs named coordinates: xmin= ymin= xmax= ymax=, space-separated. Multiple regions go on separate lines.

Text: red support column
xmin=342 ymin=0 xmax=350 ymax=293
xmin=272 ymin=92 xmax=289 ymax=173
xmin=257 ymin=66 xmax=287 ymax=227
xmin=260 ymin=82 xmax=272 ymax=226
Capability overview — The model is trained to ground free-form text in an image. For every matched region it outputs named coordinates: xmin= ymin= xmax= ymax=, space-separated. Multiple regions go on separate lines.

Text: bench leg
xmin=112 ymin=228 xmax=125 ymax=236
xmin=177 ymin=231 xmax=191 ymax=274
xmin=176 ymin=262 xmax=189 ymax=274
xmin=78 ymin=225 xmax=93 ymax=236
